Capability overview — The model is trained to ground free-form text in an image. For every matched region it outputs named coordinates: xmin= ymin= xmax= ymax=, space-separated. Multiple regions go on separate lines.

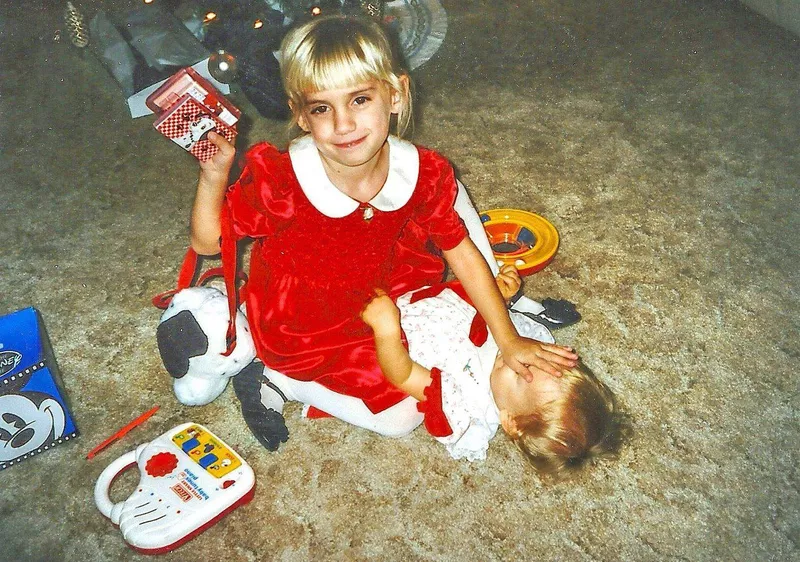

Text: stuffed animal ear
xmin=156 ymin=310 xmax=209 ymax=378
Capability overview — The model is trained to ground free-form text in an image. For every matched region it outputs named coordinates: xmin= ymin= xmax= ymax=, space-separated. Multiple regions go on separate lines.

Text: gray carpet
xmin=1 ymin=0 xmax=798 ymax=560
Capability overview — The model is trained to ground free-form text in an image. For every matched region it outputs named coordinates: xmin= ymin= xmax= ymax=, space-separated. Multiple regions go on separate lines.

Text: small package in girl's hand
xmin=147 ymin=67 xmax=240 ymax=161
xmin=154 ymin=94 xmax=237 ymax=161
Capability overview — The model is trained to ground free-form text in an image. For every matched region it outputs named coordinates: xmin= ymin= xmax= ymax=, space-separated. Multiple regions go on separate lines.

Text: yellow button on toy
xmin=480 ymin=209 xmax=559 ymax=276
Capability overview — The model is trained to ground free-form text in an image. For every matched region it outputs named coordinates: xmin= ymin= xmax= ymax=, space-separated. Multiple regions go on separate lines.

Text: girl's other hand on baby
xmin=199 ymin=131 xmax=236 ymax=181
xmin=500 ymin=336 xmax=578 ymax=382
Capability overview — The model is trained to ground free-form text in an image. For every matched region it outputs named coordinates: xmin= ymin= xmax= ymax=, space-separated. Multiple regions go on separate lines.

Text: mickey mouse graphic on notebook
xmin=0 ymin=369 xmax=67 ymax=464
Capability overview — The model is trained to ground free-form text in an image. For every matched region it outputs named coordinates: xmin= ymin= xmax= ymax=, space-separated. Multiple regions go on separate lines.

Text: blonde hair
xmin=279 ymin=15 xmax=413 ymax=136
xmin=509 ymin=363 xmax=629 ymax=478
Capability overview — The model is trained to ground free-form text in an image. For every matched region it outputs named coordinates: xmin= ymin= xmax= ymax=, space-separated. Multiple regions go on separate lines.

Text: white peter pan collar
xmin=288 ymin=134 xmax=419 ymax=218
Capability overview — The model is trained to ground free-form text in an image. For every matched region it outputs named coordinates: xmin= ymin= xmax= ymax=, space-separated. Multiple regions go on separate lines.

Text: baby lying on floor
xmin=361 ymin=265 xmax=627 ymax=476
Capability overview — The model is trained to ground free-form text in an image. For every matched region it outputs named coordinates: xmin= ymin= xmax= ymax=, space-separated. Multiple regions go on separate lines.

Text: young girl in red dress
xmin=190 ymin=15 xmax=578 ymax=450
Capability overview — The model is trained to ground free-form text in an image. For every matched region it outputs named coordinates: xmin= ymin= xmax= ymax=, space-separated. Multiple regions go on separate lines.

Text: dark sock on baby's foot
xmin=521 ymin=298 xmax=582 ymax=330
xmin=542 ymin=298 xmax=582 ymax=326
xmin=232 ymin=361 xmax=290 ymax=451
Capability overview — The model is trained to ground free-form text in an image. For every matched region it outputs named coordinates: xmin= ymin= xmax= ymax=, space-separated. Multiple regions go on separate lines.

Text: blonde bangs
xmin=291 ymin=38 xmax=390 ymax=101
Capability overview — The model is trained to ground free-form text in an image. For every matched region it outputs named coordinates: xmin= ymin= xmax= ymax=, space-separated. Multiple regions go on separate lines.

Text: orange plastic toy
xmin=480 ymin=209 xmax=559 ymax=276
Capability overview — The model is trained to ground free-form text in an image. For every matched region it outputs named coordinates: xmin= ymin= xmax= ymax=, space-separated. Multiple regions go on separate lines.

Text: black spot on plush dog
xmin=157 ymin=310 xmax=209 ymax=378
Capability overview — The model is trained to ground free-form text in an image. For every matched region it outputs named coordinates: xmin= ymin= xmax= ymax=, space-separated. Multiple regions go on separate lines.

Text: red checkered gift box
xmin=147 ymin=67 xmax=239 ymax=161
xmin=154 ymin=95 xmax=236 ymax=161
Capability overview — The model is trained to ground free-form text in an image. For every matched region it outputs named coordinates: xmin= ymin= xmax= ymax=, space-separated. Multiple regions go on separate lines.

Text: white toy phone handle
xmin=93 ymin=446 xmax=144 ymax=523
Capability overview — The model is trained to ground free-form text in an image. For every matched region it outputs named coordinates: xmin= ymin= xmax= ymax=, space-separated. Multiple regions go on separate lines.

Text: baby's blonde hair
xmin=279 ymin=15 xmax=412 ymax=136
xmin=509 ymin=363 xmax=628 ymax=478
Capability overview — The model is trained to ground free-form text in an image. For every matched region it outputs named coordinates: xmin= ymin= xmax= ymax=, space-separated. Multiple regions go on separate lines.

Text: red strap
xmin=220 ymin=204 xmax=239 ymax=356
xmin=176 ymin=247 xmax=200 ymax=289
xmin=152 ymin=202 xmax=247 ymax=358
xmin=151 ymin=249 xmax=201 ymax=309
xmin=417 ymin=368 xmax=454 ymax=437
xmin=151 ymin=250 xmax=247 ymax=311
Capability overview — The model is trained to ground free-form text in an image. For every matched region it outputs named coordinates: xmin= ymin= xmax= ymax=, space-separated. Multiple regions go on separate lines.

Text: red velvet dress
xmin=224 ymin=135 xmax=467 ymax=413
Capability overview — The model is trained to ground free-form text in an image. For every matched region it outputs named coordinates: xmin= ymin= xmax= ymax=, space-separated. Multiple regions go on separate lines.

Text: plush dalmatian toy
xmin=156 ymin=287 xmax=289 ymax=451
xmin=156 ymin=287 xmax=256 ymax=406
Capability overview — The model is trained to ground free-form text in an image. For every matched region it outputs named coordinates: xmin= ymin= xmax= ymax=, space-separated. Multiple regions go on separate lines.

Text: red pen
xmin=86 ymin=406 xmax=160 ymax=459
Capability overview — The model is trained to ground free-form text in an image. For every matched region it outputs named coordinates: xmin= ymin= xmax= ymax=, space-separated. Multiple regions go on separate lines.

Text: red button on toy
xmin=145 ymin=451 xmax=179 ymax=477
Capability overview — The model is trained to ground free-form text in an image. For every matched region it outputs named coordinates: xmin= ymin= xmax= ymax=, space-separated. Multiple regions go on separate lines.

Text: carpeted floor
xmin=1 ymin=0 xmax=798 ymax=560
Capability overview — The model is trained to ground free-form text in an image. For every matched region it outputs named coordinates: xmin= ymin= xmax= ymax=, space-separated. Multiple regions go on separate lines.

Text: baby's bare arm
xmin=361 ymin=292 xmax=402 ymax=337
xmin=361 ymin=291 xmax=432 ymax=401
xmin=495 ymin=264 xmax=522 ymax=302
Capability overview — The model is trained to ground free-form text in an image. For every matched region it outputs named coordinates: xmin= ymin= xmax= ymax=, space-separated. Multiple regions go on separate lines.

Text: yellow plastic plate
xmin=480 ymin=209 xmax=559 ymax=275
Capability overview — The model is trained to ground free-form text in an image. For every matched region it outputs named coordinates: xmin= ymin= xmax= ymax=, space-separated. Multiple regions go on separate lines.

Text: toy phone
xmin=94 ymin=422 xmax=255 ymax=555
